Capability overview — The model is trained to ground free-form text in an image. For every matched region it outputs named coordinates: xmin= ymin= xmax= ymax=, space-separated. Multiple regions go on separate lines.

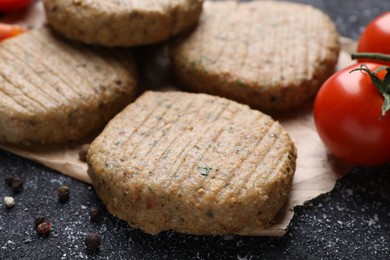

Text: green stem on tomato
xmin=350 ymin=64 xmax=390 ymax=120
xmin=351 ymin=52 xmax=390 ymax=62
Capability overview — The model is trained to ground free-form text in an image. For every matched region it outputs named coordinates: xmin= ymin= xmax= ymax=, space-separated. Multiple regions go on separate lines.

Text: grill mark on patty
xmin=0 ymin=73 xmax=40 ymax=113
xmin=117 ymin=98 xmax=170 ymax=157
xmin=187 ymin=2 xmax=239 ymax=78
xmin=232 ymin=122 xmax=282 ymax=199
xmin=192 ymin=105 xmax=248 ymax=166
xmin=0 ymin=41 xmax=63 ymax=106
xmin=239 ymin=10 xmax=261 ymax=82
xmin=31 ymin=31 xmax=125 ymax=97
xmin=184 ymin=11 xmax=204 ymax=68
xmin=109 ymin=99 xmax=164 ymax=156
xmin=0 ymin=70 xmax=42 ymax=113
xmin=13 ymin=36 xmax=82 ymax=101
xmin=197 ymin=2 xmax=232 ymax=70
xmin=252 ymin=9 xmax=273 ymax=88
xmin=123 ymin=105 xmax=172 ymax=160
xmin=261 ymin=142 xmax=288 ymax=182
xmin=252 ymin=132 xmax=293 ymax=184
xmin=148 ymin=96 xmax=228 ymax=185
xmin=188 ymin=6 xmax=228 ymax=74
xmin=157 ymin=97 xmax=224 ymax=157
xmin=165 ymin=101 xmax=231 ymax=187
xmin=130 ymin=101 xmax=184 ymax=159
xmin=204 ymin=112 xmax=268 ymax=194
xmin=217 ymin=6 xmax=248 ymax=78
xmin=234 ymin=9 xmax=251 ymax=83
xmin=0 ymin=88 xmax=29 ymax=113
xmin=28 ymin=31 xmax=93 ymax=97
xmin=143 ymin=96 xmax=230 ymax=187
xmin=191 ymin=126 xmax=227 ymax=194
xmin=0 ymin=44 xmax=71 ymax=105
xmin=141 ymin=98 xmax=195 ymax=163
xmin=207 ymin=112 xmax=269 ymax=201
xmin=201 ymin=12 xmax=231 ymax=73
xmin=199 ymin=6 xmax=221 ymax=63
xmin=240 ymin=140 xmax=292 ymax=208
xmin=0 ymin=62 xmax=49 ymax=112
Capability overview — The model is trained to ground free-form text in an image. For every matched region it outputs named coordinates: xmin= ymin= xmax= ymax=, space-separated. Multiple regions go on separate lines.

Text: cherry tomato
xmin=0 ymin=23 xmax=25 ymax=41
xmin=357 ymin=12 xmax=390 ymax=66
xmin=0 ymin=0 xmax=33 ymax=13
xmin=314 ymin=63 xmax=390 ymax=166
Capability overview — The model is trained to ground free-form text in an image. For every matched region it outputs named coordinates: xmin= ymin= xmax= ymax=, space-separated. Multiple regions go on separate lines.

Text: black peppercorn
xmin=78 ymin=144 xmax=90 ymax=162
xmin=90 ymin=207 xmax=101 ymax=222
xmin=85 ymin=232 xmax=101 ymax=251
xmin=36 ymin=221 xmax=51 ymax=236
xmin=5 ymin=174 xmax=14 ymax=186
xmin=34 ymin=214 xmax=46 ymax=227
xmin=11 ymin=177 xmax=23 ymax=193
xmin=57 ymin=185 xmax=70 ymax=202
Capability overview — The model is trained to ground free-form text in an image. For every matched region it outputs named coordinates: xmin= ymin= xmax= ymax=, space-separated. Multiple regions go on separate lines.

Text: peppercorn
xmin=34 ymin=214 xmax=46 ymax=227
xmin=78 ymin=144 xmax=90 ymax=162
xmin=90 ymin=207 xmax=101 ymax=222
xmin=5 ymin=174 xmax=14 ymax=186
xmin=36 ymin=221 xmax=51 ymax=236
xmin=11 ymin=177 xmax=23 ymax=193
xmin=85 ymin=232 xmax=101 ymax=252
xmin=4 ymin=196 xmax=15 ymax=208
xmin=57 ymin=185 xmax=70 ymax=202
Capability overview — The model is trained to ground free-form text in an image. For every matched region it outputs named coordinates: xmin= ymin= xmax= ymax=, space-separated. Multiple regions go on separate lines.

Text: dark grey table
xmin=1 ymin=1 xmax=389 ymax=259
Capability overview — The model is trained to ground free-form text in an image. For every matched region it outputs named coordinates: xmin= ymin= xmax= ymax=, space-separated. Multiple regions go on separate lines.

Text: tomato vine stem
xmin=351 ymin=52 xmax=390 ymax=61
xmin=350 ymin=64 xmax=390 ymax=120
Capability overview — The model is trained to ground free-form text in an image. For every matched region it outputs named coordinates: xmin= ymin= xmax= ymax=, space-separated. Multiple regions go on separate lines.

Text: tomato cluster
xmin=0 ymin=0 xmax=32 ymax=13
xmin=0 ymin=23 xmax=25 ymax=41
xmin=314 ymin=13 xmax=390 ymax=166
xmin=357 ymin=13 xmax=390 ymax=66
xmin=0 ymin=0 xmax=32 ymax=41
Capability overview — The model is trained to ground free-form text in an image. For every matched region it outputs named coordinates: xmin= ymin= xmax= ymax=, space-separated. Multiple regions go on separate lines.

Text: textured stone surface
xmin=286 ymin=0 xmax=389 ymax=40
xmin=1 ymin=150 xmax=389 ymax=259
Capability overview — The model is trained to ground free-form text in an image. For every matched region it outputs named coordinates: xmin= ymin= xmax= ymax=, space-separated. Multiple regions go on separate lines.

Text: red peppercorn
xmin=36 ymin=221 xmax=51 ymax=236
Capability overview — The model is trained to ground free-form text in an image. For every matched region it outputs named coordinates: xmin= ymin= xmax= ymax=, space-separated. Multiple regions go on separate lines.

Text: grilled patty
xmin=0 ymin=29 xmax=137 ymax=145
xmin=43 ymin=0 xmax=204 ymax=47
xmin=87 ymin=91 xmax=297 ymax=235
xmin=170 ymin=0 xmax=340 ymax=112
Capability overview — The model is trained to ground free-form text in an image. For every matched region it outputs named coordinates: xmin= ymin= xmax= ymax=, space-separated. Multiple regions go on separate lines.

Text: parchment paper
xmin=0 ymin=1 xmax=357 ymax=236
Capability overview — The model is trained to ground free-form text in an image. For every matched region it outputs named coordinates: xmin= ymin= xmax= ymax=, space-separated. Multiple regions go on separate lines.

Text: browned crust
xmin=0 ymin=29 xmax=138 ymax=145
xmin=87 ymin=91 xmax=297 ymax=235
xmin=170 ymin=1 xmax=340 ymax=112
xmin=42 ymin=0 xmax=204 ymax=46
